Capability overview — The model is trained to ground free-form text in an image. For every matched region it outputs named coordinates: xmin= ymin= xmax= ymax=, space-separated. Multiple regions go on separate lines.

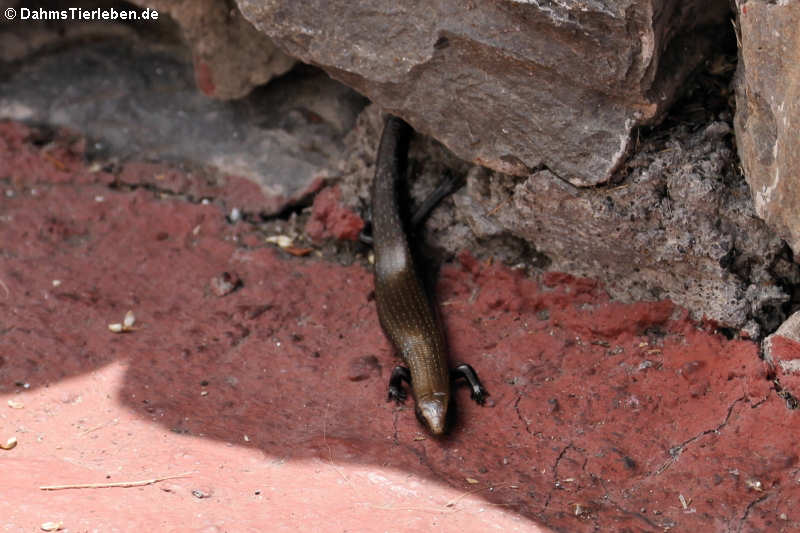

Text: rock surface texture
xmin=763 ymin=311 xmax=800 ymax=406
xmin=236 ymin=0 xmax=730 ymax=186
xmin=338 ymin=105 xmax=799 ymax=335
xmin=128 ymin=0 xmax=295 ymax=99
xmin=0 ymin=37 xmax=365 ymax=216
xmin=734 ymin=0 xmax=800 ymax=256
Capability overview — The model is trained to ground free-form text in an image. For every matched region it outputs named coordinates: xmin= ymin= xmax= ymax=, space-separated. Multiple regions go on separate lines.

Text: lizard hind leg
xmin=410 ymin=170 xmax=465 ymax=229
xmin=451 ymin=363 xmax=488 ymax=404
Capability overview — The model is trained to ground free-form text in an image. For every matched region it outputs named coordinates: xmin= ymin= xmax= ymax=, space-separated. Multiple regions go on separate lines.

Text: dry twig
xmin=40 ymin=471 xmax=195 ymax=491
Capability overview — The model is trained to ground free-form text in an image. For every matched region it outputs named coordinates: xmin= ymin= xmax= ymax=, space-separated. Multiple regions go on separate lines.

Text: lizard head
xmin=415 ymin=393 xmax=449 ymax=436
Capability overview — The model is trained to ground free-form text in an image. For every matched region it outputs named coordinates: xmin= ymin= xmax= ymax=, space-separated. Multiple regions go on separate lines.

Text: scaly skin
xmin=371 ymin=115 xmax=454 ymax=435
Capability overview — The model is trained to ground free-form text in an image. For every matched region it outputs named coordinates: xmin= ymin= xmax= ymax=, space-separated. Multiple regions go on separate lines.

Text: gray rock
xmin=236 ymin=0 xmax=730 ymax=186
xmin=472 ymin=120 xmax=793 ymax=329
xmin=0 ymin=39 xmax=366 ymax=215
xmin=127 ymin=0 xmax=296 ymax=99
xmin=734 ymin=0 xmax=800 ymax=256
xmin=763 ymin=311 xmax=800 ymax=368
xmin=340 ymin=105 xmax=795 ymax=331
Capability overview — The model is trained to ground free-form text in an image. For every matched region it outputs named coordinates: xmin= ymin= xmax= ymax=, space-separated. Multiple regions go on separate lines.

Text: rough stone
xmin=763 ymin=311 xmax=800 ymax=401
xmin=128 ymin=0 xmax=296 ymax=99
xmin=0 ymin=38 xmax=365 ymax=216
xmin=305 ymin=185 xmax=365 ymax=242
xmin=734 ymin=0 xmax=800 ymax=256
xmin=473 ymin=126 xmax=790 ymax=330
xmin=209 ymin=271 xmax=243 ymax=297
xmin=236 ymin=0 xmax=730 ymax=186
xmin=338 ymin=104 xmax=799 ymax=333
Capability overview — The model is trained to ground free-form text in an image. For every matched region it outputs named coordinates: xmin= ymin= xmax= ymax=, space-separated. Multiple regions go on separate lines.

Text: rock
xmin=191 ymin=488 xmax=213 ymax=499
xmin=305 ymin=186 xmax=365 ymax=242
xmin=237 ymin=0 xmax=730 ymax=185
xmin=442 ymin=119 xmax=795 ymax=330
xmin=0 ymin=39 xmax=365 ymax=216
xmin=128 ymin=0 xmax=295 ymax=99
xmin=210 ymin=272 xmax=243 ymax=297
xmin=734 ymin=0 xmax=800 ymax=256
xmin=332 ymin=102 xmax=797 ymax=331
xmin=763 ymin=311 xmax=800 ymax=399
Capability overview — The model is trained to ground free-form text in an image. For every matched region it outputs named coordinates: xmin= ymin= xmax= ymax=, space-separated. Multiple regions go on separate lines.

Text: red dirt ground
xmin=0 ymin=121 xmax=797 ymax=532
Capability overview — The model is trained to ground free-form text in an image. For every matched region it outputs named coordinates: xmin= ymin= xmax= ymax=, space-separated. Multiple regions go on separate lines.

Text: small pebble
xmin=210 ymin=272 xmax=242 ymax=297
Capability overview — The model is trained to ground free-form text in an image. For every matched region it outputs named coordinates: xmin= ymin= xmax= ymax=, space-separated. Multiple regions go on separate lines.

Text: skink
xmin=371 ymin=115 xmax=487 ymax=435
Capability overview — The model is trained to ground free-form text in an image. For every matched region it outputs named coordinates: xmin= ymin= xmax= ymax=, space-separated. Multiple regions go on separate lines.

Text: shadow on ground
xmin=1 ymin=121 xmax=796 ymax=532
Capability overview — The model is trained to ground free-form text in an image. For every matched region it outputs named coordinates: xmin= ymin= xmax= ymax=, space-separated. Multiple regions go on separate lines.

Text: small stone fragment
xmin=192 ymin=488 xmax=211 ymax=499
xmin=210 ymin=272 xmax=242 ymax=297
xmin=762 ymin=311 xmax=800 ymax=398
xmin=284 ymin=246 xmax=313 ymax=257
xmin=571 ymin=502 xmax=596 ymax=517
xmin=109 ymin=310 xmax=137 ymax=333
xmin=745 ymin=479 xmax=763 ymax=492
xmin=123 ymin=310 xmax=136 ymax=329
xmin=304 ymin=186 xmax=364 ymax=242
xmin=265 ymin=235 xmax=293 ymax=248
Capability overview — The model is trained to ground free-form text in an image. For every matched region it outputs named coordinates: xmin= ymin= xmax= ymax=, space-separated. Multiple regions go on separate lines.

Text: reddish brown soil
xmin=0 ymin=121 xmax=795 ymax=532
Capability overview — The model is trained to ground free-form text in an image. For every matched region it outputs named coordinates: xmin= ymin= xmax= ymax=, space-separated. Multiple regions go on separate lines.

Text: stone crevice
xmin=512 ymin=392 xmax=534 ymax=436
xmin=736 ymin=493 xmax=770 ymax=533
xmin=654 ymin=396 xmax=746 ymax=476
xmin=542 ymin=443 xmax=576 ymax=512
xmin=603 ymin=495 xmax=667 ymax=531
